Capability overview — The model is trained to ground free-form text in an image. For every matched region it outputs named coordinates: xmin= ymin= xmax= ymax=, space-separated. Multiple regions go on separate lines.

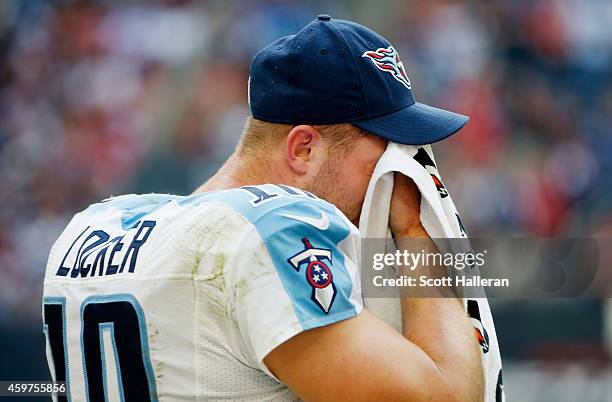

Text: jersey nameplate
xmin=55 ymin=220 xmax=156 ymax=278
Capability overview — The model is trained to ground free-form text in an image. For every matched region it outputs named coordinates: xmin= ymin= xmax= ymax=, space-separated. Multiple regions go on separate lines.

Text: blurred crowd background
xmin=0 ymin=0 xmax=611 ymax=400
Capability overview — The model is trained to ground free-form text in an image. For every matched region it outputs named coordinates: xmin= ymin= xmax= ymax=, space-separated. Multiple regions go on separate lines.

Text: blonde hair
xmin=237 ymin=117 xmax=367 ymax=160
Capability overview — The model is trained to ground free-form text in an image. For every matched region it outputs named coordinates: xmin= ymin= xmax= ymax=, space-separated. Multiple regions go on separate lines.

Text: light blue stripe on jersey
xmin=83 ymin=185 xmax=358 ymax=329
xmin=88 ymin=194 xmax=180 ymax=230
xmin=248 ymin=199 xmax=358 ymax=330
xmin=213 ymin=184 xmax=358 ymax=330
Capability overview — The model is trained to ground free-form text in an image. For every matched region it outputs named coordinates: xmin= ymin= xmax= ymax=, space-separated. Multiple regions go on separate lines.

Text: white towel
xmin=359 ymin=142 xmax=505 ymax=402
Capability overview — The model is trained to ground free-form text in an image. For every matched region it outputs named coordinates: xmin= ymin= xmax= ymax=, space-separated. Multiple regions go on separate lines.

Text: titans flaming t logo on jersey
xmin=288 ymin=238 xmax=337 ymax=314
xmin=362 ymin=46 xmax=412 ymax=89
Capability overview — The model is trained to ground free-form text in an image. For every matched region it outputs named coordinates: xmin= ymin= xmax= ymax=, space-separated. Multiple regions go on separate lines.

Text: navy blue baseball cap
xmin=248 ymin=15 xmax=468 ymax=145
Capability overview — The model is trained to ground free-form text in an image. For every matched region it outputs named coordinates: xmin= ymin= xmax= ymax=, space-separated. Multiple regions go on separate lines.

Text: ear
xmin=285 ymin=125 xmax=325 ymax=175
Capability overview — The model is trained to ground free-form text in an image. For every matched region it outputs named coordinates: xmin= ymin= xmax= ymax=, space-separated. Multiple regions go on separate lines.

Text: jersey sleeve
xmin=226 ymin=198 xmax=363 ymax=379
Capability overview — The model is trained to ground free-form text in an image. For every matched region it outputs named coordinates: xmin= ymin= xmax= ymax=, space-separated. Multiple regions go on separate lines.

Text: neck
xmin=192 ymin=152 xmax=281 ymax=194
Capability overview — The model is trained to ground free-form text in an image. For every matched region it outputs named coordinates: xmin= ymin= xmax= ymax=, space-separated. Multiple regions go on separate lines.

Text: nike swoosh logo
xmin=281 ymin=211 xmax=330 ymax=230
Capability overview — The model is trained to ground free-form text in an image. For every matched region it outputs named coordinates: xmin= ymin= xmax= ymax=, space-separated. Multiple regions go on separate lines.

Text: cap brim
xmin=353 ymin=102 xmax=468 ymax=145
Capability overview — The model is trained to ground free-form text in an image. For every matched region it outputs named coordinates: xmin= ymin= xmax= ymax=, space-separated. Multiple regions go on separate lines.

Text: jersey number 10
xmin=43 ymin=294 xmax=158 ymax=401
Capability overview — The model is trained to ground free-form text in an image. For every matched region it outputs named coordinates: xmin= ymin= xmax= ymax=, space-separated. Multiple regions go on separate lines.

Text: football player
xmin=43 ymin=16 xmax=490 ymax=401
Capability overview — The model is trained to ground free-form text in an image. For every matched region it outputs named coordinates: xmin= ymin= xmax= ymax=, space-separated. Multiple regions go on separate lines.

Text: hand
xmin=389 ymin=173 xmax=428 ymax=238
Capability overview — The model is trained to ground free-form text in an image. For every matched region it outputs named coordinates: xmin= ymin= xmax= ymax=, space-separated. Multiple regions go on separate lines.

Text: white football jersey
xmin=43 ymin=184 xmax=363 ymax=401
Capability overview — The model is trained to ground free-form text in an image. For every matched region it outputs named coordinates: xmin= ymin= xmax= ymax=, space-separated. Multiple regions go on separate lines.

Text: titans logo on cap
xmin=362 ymin=46 xmax=412 ymax=89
